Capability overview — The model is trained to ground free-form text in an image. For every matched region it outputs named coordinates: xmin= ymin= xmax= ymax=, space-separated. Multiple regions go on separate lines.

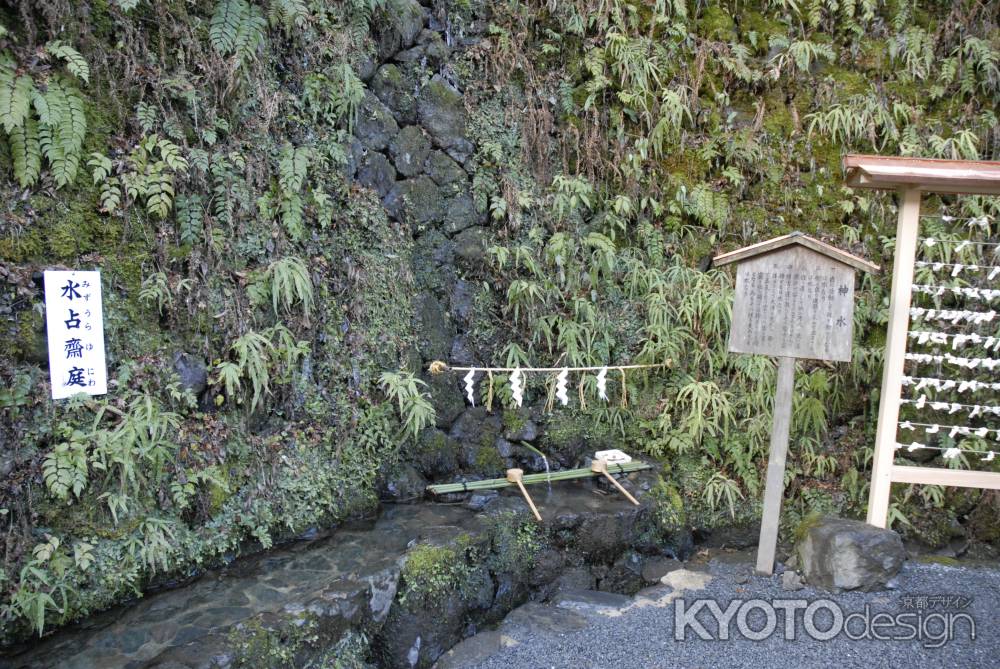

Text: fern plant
xmin=379 ymin=371 xmax=436 ymax=439
xmin=90 ymin=132 xmax=189 ymax=218
xmin=43 ymin=427 xmax=90 ymax=503
xmin=214 ymin=325 xmax=308 ymax=412
xmin=210 ymin=0 xmax=267 ymax=66
xmin=266 ymin=256 xmax=314 ymax=317
xmin=1 ymin=43 xmax=89 ymax=188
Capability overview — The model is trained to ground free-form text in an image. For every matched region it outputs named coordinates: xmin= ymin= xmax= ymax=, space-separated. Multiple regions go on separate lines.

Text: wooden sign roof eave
xmin=843 ymin=154 xmax=1000 ymax=196
xmin=712 ymin=232 xmax=879 ymax=273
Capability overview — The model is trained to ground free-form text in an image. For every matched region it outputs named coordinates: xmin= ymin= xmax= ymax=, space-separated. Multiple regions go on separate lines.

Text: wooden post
xmin=866 ymin=188 xmax=922 ymax=528
xmin=591 ymin=459 xmax=640 ymax=506
xmin=506 ymin=468 xmax=542 ymax=521
xmin=756 ymin=356 xmax=795 ymax=575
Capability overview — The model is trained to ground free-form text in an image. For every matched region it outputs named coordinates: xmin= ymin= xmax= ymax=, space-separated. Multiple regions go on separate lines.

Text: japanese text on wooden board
xmin=728 ymin=247 xmax=856 ymax=362
xmin=44 ymin=270 xmax=108 ymax=400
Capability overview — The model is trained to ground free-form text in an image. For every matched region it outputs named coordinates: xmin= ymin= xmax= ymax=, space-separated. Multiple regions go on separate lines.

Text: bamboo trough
xmin=427 ymin=460 xmax=651 ymax=518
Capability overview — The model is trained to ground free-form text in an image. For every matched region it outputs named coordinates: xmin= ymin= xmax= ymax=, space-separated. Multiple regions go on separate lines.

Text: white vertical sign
xmin=44 ymin=270 xmax=108 ymax=400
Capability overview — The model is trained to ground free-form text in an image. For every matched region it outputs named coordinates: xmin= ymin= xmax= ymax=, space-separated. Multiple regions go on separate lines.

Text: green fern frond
xmin=278 ymin=143 xmax=310 ymax=193
xmin=87 ymin=152 xmax=113 ymax=183
xmin=212 ymin=0 xmax=266 ymax=64
xmin=233 ymin=7 xmax=267 ymax=63
xmin=267 ymin=256 xmax=313 ymax=317
xmin=10 ymin=116 xmax=41 ymax=187
xmin=0 ymin=69 xmax=33 ymax=133
xmin=210 ymin=0 xmax=248 ymax=54
xmin=268 ymin=0 xmax=308 ymax=32
xmin=145 ymin=169 xmax=175 ymax=219
xmin=45 ymin=40 xmax=90 ymax=84
xmin=156 ymin=137 xmax=188 ymax=172
xmin=136 ymin=101 xmax=157 ymax=133
xmin=175 ymin=194 xmax=204 ymax=245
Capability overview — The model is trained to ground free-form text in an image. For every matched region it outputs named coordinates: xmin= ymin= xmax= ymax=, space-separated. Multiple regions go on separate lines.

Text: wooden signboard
xmin=715 ymin=233 xmax=877 ymax=575
xmin=729 ymin=246 xmax=857 ymax=362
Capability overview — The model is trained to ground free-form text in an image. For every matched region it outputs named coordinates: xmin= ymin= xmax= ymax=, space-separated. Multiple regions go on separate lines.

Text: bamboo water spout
xmin=590 ymin=458 xmax=640 ymax=506
xmin=505 ymin=468 xmax=542 ymax=521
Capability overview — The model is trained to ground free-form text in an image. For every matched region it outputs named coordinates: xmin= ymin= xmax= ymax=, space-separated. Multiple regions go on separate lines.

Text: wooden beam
xmin=891 ymin=466 xmax=1000 ymax=490
xmin=867 ymin=188 xmax=922 ymax=528
xmin=756 ymin=356 xmax=795 ymax=575
xmin=843 ymin=154 xmax=1000 ymax=195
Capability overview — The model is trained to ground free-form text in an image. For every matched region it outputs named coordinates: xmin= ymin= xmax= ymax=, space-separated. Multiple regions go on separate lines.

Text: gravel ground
xmin=463 ymin=555 xmax=1000 ymax=669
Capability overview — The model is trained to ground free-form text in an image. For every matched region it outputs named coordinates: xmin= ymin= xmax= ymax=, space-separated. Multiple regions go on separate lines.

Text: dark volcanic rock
xmin=601 ymin=552 xmax=645 ymax=595
xmin=413 ymin=292 xmax=455 ymax=361
xmin=425 ymin=372 xmax=466 ymax=429
xmin=442 ymin=190 xmax=484 ymax=236
xmin=414 ymin=428 xmax=461 ymax=478
xmin=425 ymin=150 xmax=466 ymax=185
xmin=374 ymin=0 xmax=425 ymax=60
xmin=381 ymin=463 xmax=428 ymax=502
xmin=448 ymin=279 xmax=477 ymax=325
xmin=452 ymin=227 xmax=487 ymax=264
xmin=372 ymin=64 xmax=418 ymax=125
xmin=448 ymin=407 xmax=503 ymax=450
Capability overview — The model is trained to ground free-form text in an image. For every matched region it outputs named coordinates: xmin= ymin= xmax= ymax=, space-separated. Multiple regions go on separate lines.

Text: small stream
xmin=3 ymin=503 xmax=484 ymax=669
xmin=2 ymin=474 xmax=660 ymax=669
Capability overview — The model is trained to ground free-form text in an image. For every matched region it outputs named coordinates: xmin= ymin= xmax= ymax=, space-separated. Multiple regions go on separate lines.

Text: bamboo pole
xmin=591 ymin=458 xmax=639 ymax=505
xmin=426 ymin=461 xmax=652 ymax=495
xmin=506 ymin=468 xmax=542 ymax=521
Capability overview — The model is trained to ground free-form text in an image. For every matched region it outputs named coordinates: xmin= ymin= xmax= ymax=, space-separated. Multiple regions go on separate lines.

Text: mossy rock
xmin=697 ymin=6 xmax=736 ymax=41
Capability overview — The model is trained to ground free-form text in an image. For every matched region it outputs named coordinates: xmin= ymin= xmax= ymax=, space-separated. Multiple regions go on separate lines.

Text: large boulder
xmin=372 ymin=64 xmax=418 ymax=124
xmin=452 ymin=227 xmax=487 ymax=265
xmin=796 ymin=516 xmax=905 ymax=592
xmin=425 ymin=372 xmax=466 ymax=429
xmin=425 ymin=150 xmax=467 ymax=186
xmin=412 ymin=292 xmax=454 ymax=361
xmin=381 ymin=463 xmax=428 ymax=503
xmin=442 ymin=190 xmax=484 ymax=236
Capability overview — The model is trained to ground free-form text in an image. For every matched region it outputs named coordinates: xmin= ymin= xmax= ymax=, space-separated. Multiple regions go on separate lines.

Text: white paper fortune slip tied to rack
xmin=44 ymin=270 xmax=108 ymax=400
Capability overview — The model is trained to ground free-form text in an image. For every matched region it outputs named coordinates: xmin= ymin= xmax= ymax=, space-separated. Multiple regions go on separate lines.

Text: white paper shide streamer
xmin=510 ymin=368 xmax=524 ymax=407
xmin=555 ymin=368 xmax=569 ymax=406
xmin=463 ymin=369 xmax=476 ymax=406
xmin=596 ymin=366 xmax=608 ymax=401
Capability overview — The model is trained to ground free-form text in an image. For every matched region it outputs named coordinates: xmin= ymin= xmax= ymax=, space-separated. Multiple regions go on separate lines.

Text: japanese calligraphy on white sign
xmin=44 ymin=270 xmax=108 ymax=400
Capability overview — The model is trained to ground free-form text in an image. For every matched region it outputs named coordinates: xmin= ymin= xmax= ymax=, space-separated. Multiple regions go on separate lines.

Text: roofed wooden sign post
xmin=715 ymin=233 xmax=878 ymax=575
